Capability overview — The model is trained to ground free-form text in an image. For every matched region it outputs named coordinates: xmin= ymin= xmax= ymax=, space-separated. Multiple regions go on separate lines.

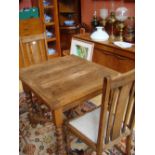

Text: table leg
xmin=22 ymin=83 xmax=36 ymax=127
xmin=52 ymin=108 xmax=67 ymax=155
xmin=22 ymin=83 xmax=33 ymax=116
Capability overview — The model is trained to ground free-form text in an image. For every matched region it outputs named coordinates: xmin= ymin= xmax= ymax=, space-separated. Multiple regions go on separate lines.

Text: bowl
xmin=44 ymin=14 xmax=52 ymax=22
xmin=43 ymin=0 xmax=50 ymax=6
xmin=64 ymin=20 xmax=74 ymax=26
xmin=48 ymin=48 xmax=56 ymax=55
xmin=46 ymin=30 xmax=53 ymax=38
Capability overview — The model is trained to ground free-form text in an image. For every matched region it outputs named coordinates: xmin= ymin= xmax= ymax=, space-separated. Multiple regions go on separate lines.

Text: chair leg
xmin=126 ymin=135 xmax=132 ymax=155
xmin=24 ymin=91 xmax=37 ymax=128
xmin=96 ymin=151 xmax=102 ymax=155
xmin=96 ymin=147 xmax=103 ymax=155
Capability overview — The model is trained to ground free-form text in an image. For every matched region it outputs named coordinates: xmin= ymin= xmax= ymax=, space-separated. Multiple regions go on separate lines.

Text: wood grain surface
xmin=20 ymin=55 xmax=119 ymax=110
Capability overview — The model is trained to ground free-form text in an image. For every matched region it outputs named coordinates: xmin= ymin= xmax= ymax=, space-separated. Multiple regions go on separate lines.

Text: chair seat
xmin=69 ymin=108 xmax=108 ymax=143
xmin=89 ymin=94 xmax=102 ymax=107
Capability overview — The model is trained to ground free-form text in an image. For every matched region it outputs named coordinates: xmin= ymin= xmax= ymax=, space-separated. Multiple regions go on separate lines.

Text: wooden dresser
xmin=73 ymin=33 xmax=135 ymax=73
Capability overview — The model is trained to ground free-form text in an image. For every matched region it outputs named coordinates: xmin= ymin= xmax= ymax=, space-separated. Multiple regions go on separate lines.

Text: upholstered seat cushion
xmin=89 ymin=94 xmax=102 ymax=107
xmin=69 ymin=108 xmax=108 ymax=143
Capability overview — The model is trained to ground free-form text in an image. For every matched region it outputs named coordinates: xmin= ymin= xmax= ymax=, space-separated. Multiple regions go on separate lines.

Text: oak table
xmin=19 ymin=55 xmax=119 ymax=155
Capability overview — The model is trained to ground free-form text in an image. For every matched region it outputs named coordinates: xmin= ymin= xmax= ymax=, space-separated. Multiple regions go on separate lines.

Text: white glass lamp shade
xmin=115 ymin=7 xmax=128 ymax=21
xmin=100 ymin=8 xmax=108 ymax=19
xmin=91 ymin=27 xmax=109 ymax=41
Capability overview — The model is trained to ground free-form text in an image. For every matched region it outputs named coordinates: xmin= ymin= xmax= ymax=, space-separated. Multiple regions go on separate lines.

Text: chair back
xmin=62 ymin=27 xmax=88 ymax=57
xmin=97 ymin=69 xmax=135 ymax=150
xmin=19 ymin=33 xmax=48 ymax=68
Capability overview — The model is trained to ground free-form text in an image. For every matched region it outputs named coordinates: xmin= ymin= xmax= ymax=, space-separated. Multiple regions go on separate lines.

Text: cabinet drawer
xmin=93 ymin=49 xmax=135 ymax=73
xmin=95 ymin=43 xmax=135 ymax=60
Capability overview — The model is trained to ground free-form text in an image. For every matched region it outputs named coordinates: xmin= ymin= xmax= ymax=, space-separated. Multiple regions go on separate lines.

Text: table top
xmin=20 ymin=55 xmax=119 ymax=110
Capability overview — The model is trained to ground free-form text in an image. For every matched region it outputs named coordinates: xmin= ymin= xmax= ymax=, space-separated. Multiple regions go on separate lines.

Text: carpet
xmin=19 ymin=92 xmax=135 ymax=155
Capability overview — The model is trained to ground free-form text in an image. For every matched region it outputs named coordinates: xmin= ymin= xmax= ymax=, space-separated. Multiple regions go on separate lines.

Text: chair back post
xmin=96 ymin=76 xmax=111 ymax=154
xmin=43 ymin=32 xmax=49 ymax=56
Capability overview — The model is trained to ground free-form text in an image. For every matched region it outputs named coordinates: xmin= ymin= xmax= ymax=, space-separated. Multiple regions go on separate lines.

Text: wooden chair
xmin=62 ymin=27 xmax=86 ymax=56
xmin=19 ymin=33 xmax=48 ymax=68
xmin=19 ymin=33 xmax=51 ymax=126
xmin=65 ymin=69 xmax=135 ymax=155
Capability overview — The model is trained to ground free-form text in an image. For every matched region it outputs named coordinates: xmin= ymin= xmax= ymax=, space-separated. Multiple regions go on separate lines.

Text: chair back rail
xmin=97 ymin=69 xmax=135 ymax=153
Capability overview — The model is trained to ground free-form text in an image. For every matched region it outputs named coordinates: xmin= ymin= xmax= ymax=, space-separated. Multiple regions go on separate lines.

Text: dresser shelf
xmin=45 ymin=22 xmax=55 ymax=26
xmin=47 ymin=37 xmax=56 ymax=42
xmin=44 ymin=5 xmax=54 ymax=9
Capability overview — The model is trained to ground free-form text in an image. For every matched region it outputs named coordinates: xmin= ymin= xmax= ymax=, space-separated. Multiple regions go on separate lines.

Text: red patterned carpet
xmin=19 ymin=92 xmax=135 ymax=155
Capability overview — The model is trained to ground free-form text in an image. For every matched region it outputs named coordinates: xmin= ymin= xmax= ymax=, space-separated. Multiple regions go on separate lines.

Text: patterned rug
xmin=19 ymin=92 xmax=135 ymax=155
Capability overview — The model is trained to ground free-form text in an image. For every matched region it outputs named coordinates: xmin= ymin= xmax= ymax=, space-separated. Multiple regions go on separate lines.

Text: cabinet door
xmin=59 ymin=0 xmax=81 ymax=26
xmin=39 ymin=0 xmax=61 ymax=58
xmin=93 ymin=49 xmax=135 ymax=73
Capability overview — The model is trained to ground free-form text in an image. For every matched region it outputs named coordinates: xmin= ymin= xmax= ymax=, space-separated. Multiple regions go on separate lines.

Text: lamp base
xmin=109 ymin=34 xmax=115 ymax=43
xmin=117 ymin=21 xmax=125 ymax=41
xmin=117 ymin=35 xmax=124 ymax=42
xmin=100 ymin=19 xmax=107 ymax=27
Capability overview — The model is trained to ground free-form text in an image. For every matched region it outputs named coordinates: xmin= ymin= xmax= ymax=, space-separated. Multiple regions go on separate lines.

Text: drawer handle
xmin=103 ymin=51 xmax=129 ymax=60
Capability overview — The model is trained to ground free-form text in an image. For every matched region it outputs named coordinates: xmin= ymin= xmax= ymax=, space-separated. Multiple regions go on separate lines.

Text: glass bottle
xmin=91 ymin=11 xmax=99 ymax=31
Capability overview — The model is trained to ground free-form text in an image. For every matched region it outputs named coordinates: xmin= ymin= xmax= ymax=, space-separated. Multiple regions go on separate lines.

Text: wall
xmin=19 ymin=0 xmax=32 ymax=10
xmin=81 ymin=0 xmax=135 ymax=27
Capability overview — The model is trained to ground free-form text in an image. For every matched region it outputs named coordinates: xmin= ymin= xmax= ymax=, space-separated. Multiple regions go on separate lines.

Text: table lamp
xmin=100 ymin=8 xmax=108 ymax=27
xmin=115 ymin=6 xmax=128 ymax=41
xmin=108 ymin=11 xmax=116 ymax=42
